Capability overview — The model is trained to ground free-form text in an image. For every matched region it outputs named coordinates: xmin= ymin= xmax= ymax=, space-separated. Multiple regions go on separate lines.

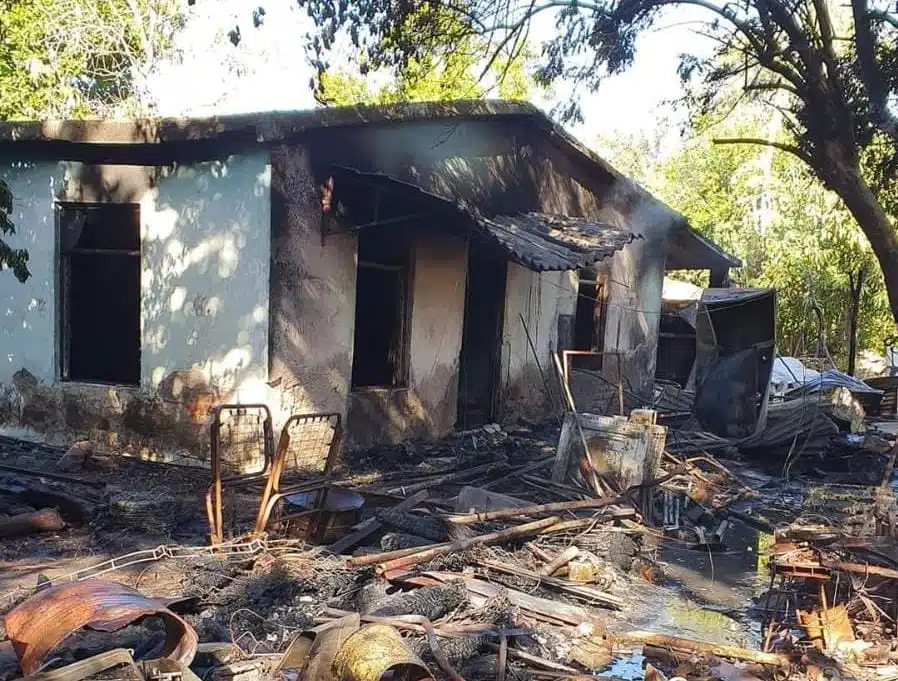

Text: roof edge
xmin=0 ymin=99 xmax=542 ymax=146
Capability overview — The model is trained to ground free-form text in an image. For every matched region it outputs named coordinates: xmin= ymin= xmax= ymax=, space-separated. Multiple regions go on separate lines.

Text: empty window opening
xmin=58 ymin=203 xmax=141 ymax=385
xmin=351 ymin=229 xmax=410 ymax=389
xmin=571 ymin=268 xmax=607 ymax=370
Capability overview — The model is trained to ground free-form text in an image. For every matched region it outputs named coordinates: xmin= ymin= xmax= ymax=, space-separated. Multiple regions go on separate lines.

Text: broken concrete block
xmin=56 ymin=441 xmax=92 ymax=472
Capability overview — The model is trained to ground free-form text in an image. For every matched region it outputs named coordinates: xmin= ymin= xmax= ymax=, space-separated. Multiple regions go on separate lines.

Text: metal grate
xmin=207 ymin=404 xmax=275 ymax=545
xmin=211 ymin=405 xmax=274 ymax=476
xmin=278 ymin=413 xmax=342 ymax=478
xmin=253 ymin=412 xmax=344 ymax=540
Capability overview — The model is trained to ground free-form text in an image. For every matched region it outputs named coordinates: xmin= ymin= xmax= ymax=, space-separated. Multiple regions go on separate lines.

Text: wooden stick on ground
xmin=485 ymin=643 xmax=578 ymax=673
xmin=526 ymin=542 xmax=554 ymax=563
xmin=375 ymin=516 xmax=563 ymax=575
xmin=447 ymin=496 xmax=624 ymax=525
xmin=497 ymin=632 xmax=508 ymax=681
xmin=538 ymin=546 xmax=580 ymax=576
xmin=613 ymin=631 xmax=794 ymax=667
xmin=345 ymin=541 xmax=445 ymax=568
xmin=477 ymin=559 xmax=624 ymax=609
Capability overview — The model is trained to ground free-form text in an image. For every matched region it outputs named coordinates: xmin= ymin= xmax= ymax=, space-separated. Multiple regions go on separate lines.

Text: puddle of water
xmin=617 ymin=519 xmax=771 ymax=652
xmin=603 ymin=651 xmax=645 ymax=681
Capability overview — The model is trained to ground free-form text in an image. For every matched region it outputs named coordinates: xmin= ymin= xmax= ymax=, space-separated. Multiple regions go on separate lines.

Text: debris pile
xmin=2 ymin=378 xmax=898 ymax=681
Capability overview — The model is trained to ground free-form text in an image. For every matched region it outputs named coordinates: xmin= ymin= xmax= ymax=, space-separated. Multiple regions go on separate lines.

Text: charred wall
xmin=345 ymin=229 xmax=468 ymax=448
xmin=304 ymin=117 xmax=679 ymax=425
xmin=269 ymin=144 xmax=469 ymax=450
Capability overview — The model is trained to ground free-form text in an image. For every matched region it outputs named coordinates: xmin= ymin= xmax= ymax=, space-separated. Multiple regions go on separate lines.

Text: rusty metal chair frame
xmin=253 ymin=412 xmax=344 ymax=540
xmin=206 ymin=404 xmax=275 ymax=545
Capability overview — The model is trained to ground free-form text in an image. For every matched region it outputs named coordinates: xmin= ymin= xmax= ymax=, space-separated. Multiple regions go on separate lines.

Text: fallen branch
xmin=613 ymin=631 xmax=794 ymax=667
xmin=375 ymin=517 xmax=563 ymax=575
xmin=386 ymin=464 xmax=497 ymax=496
xmin=446 ymin=496 xmax=624 ymax=525
xmin=393 ymin=571 xmax=597 ymax=627
xmin=424 ymin=621 xmax=467 ymax=681
xmin=346 ymin=541 xmax=444 ymax=569
xmin=485 ymin=643 xmax=578 ymax=673
xmin=539 ymin=546 xmax=579 ymax=576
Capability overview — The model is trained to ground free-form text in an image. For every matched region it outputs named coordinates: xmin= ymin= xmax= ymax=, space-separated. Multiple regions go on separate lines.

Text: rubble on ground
xmin=2 ymin=354 xmax=898 ymax=681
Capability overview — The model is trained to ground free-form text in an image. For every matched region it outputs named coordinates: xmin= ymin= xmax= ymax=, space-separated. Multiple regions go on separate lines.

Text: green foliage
xmin=294 ymin=0 xmax=898 ymax=332
xmin=597 ymin=114 xmax=895 ymax=368
xmin=0 ymin=0 xmax=183 ymax=281
xmin=315 ymin=5 xmax=534 ymax=106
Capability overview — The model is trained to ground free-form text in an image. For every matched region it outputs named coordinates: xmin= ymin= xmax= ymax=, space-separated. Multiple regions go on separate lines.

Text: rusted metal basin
xmin=2 ymin=579 xmax=198 ymax=674
xmin=332 ymin=624 xmax=432 ymax=681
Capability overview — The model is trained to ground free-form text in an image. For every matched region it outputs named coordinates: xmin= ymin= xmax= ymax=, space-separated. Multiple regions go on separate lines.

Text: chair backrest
xmin=275 ymin=413 xmax=343 ymax=480
xmin=210 ymin=404 xmax=274 ymax=477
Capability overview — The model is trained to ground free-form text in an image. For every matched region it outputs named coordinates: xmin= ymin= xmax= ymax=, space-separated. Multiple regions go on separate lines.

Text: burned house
xmin=0 ymin=101 xmax=738 ymax=465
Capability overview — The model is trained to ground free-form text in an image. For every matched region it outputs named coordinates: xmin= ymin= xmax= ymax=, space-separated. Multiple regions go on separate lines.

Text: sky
xmin=147 ymin=0 xmax=713 ymax=147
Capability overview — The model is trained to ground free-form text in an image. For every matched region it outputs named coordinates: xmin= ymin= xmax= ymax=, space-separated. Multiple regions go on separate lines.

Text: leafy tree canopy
xmin=314 ymin=7 xmax=533 ymax=105
xmin=0 ymin=0 xmax=184 ymax=281
xmin=597 ymin=108 xmax=893 ymax=368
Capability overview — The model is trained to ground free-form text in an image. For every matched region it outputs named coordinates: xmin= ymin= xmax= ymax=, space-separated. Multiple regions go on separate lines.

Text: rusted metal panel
xmin=3 ymin=579 xmax=198 ymax=675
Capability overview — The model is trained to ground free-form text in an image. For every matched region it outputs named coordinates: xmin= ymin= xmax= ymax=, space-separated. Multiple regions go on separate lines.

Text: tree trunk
xmin=847 ymin=264 xmax=867 ymax=376
xmin=831 ymin=168 xmax=898 ymax=328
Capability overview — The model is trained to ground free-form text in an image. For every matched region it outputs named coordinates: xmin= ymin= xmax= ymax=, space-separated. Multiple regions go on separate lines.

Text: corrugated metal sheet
xmin=474 ymin=213 xmax=636 ymax=271
xmin=4 ymin=579 xmax=199 ymax=674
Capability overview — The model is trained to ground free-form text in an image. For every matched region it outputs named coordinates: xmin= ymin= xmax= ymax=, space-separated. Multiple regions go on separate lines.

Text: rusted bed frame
xmin=206 ymin=406 xmax=343 ymax=545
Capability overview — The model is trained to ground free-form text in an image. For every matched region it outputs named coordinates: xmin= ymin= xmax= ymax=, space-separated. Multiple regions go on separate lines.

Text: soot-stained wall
xmin=297 ymin=116 xmax=679 ymax=431
xmin=269 ymin=144 xmax=470 ymax=449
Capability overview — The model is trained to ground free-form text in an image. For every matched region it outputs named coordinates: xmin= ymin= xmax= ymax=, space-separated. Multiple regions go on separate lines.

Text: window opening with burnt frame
xmin=571 ymin=268 xmax=607 ymax=370
xmin=57 ymin=203 xmax=141 ymax=385
xmin=351 ymin=228 xmax=411 ymax=389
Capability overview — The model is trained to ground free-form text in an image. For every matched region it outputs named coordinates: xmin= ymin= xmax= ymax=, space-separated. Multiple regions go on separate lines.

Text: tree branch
xmin=713 ymin=136 xmax=814 ymax=164
xmin=851 ymin=0 xmax=898 ymax=142
xmin=744 ymin=80 xmax=800 ymax=96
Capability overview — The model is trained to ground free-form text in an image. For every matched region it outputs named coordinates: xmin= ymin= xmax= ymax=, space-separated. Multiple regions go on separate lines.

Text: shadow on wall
xmin=0 ymin=155 xmax=272 ymax=466
xmin=140 ymin=155 xmax=271 ymax=406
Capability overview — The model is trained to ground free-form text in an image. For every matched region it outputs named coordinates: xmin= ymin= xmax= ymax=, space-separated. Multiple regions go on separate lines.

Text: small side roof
xmin=666 ymin=224 xmax=742 ymax=271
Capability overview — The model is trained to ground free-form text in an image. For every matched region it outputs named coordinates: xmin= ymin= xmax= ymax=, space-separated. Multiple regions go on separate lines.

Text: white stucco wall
xmin=501 ymin=263 xmax=577 ymax=419
xmin=0 ymin=162 xmax=60 ymax=384
xmin=0 ymin=154 xmax=271 ymax=400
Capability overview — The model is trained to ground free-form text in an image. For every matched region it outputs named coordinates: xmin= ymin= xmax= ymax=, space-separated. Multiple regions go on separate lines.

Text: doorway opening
xmin=457 ymin=244 xmax=507 ymax=429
